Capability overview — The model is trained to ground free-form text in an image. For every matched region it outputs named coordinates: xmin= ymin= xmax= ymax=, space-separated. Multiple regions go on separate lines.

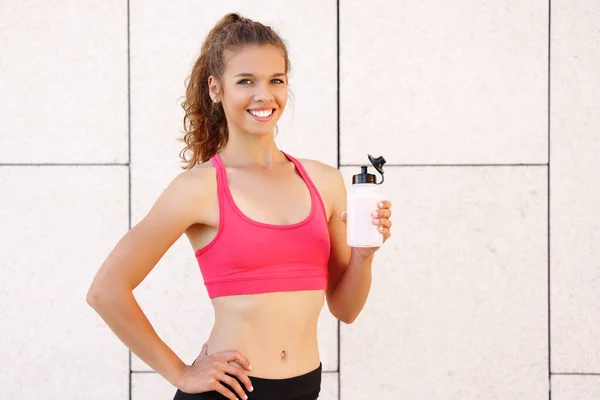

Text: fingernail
xmin=373 ymin=219 xmax=380 ymax=224
xmin=378 ymin=202 xmax=384 ymax=207
xmin=250 ymin=385 xmax=254 ymax=392
xmin=372 ymin=211 xmax=378 ymax=217
xmin=378 ymin=226 xmax=384 ymax=231
xmin=248 ymin=364 xmax=252 ymax=370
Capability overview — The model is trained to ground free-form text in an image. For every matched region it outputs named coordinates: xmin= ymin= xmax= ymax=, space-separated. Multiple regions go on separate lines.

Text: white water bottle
xmin=347 ymin=154 xmax=386 ymax=247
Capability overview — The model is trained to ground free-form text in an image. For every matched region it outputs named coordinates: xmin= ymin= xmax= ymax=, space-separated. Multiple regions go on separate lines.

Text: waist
xmin=206 ymin=290 xmax=324 ymax=378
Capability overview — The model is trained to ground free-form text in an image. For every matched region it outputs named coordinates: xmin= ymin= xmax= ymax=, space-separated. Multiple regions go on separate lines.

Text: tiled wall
xmin=1 ymin=1 xmax=598 ymax=399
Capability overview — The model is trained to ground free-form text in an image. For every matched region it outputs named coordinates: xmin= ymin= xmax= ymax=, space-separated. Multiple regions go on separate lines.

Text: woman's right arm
xmin=85 ymin=170 xmax=205 ymax=389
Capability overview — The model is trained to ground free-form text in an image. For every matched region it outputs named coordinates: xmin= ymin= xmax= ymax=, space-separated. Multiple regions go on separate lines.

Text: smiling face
xmin=209 ymin=44 xmax=288 ymax=138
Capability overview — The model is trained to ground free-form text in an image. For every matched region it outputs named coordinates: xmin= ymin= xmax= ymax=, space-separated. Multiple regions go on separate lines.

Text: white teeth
xmin=249 ymin=109 xmax=273 ymax=118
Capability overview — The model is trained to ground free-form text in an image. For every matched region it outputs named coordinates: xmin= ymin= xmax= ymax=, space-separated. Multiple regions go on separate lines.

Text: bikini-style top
xmin=195 ymin=151 xmax=331 ymax=298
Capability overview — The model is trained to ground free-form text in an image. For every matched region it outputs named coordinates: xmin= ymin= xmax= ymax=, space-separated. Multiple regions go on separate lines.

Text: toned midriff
xmin=205 ymin=289 xmax=325 ymax=379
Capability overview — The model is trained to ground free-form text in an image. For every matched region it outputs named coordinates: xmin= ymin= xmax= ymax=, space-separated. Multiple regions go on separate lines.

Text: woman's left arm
xmin=325 ymin=168 xmax=392 ymax=324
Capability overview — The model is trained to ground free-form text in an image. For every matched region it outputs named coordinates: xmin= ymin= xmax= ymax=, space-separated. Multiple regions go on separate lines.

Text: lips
xmin=247 ymin=106 xmax=276 ymax=111
xmin=247 ymin=108 xmax=276 ymax=122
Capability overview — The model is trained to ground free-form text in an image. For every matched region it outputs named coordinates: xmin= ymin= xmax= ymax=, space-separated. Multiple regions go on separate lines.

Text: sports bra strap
xmin=210 ymin=153 xmax=229 ymax=193
xmin=209 ymin=154 xmax=229 ymax=225
xmin=281 ymin=151 xmax=328 ymax=221
xmin=281 ymin=151 xmax=318 ymax=194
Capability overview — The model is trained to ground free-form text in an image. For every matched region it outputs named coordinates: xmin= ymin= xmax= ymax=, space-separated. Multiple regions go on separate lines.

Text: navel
xmin=281 ymin=349 xmax=287 ymax=360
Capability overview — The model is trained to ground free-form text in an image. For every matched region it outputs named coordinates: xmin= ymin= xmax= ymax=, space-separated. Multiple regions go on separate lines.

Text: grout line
xmin=551 ymin=373 xmax=600 ymax=376
xmin=127 ymin=0 xmax=132 ymax=399
xmin=340 ymin=163 xmax=549 ymax=168
xmin=548 ymin=1 xmax=552 ymax=399
xmin=0 ymin=163 xmax=550 ymax=168
xmin=336 ymin=1 xmax=342 ymax=399
xmin=0 ymin=163 xmax=129 ymax=167
xmin=336 ymin=0 xmax=341 ymax=170
xmin=0 ymin=162 xmax=549 ymax=168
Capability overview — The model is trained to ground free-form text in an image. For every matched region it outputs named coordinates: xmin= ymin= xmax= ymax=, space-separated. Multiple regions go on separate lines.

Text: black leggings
xmin=173 ymin=362 xmax=322 ymax=400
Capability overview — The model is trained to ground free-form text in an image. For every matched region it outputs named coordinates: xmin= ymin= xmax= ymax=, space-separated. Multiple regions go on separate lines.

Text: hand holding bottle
xmin=346 ymin=154 xmax=391 ymax=252
xmin=341 ymin=199 xmax=392 ymax=258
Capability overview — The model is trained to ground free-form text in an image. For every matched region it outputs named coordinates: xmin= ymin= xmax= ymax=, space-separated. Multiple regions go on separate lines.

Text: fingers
xmin=372 ymin=208 xmax=392 ymax=219
xmin=372 ymin=220 xmax=392 ymax=234
xmin=215 ymin=370 xmax=249 ymax=400
xmin=373 ymin=200 xmax=392 ymax=241
xmin=213 ymin=380 xmax=246 ymax=400
xmin=210 ymin=352 xmax=253 ymax=397
xmin=372 ymin=210 xmax=392 ymax=231
xmin=377 ymin=200 xmax=392 ymax=209
xmin=216 ymin=351 xmax=252 ymax=371
xmin=221 ymin=363 xmax=254 ymax=393
xmin=370 ymin=221 xmax=391 ymax=243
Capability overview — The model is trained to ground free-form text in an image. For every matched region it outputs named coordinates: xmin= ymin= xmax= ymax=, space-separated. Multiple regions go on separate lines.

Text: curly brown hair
xmin=178 ymin=13 xmax=291 ymax=170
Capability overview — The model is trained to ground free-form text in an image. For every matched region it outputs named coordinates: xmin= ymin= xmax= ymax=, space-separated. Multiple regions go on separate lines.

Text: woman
xmin=86 ymin=13 xmax=392 ymax=400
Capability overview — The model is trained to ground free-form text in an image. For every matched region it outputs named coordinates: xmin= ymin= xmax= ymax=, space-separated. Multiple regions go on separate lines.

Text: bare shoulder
xmin=296 ymin=158 xmax=346 ymax=216
xmin=297 ymin=158 xmax=341 ymax=181
xmin=177 ymin=160 xmax=215 ymax=188
xmin=167 ymin=161 xmax=217 ymax=225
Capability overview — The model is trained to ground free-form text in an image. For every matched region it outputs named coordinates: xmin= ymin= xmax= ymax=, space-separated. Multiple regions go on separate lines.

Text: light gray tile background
xmin=552 ymin=376 xmax=600 ymax=400
xmin=1 ymin=1 xmax=598 ymax=399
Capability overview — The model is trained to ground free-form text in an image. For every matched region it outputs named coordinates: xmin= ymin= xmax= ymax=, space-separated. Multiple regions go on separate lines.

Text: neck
xmin=219 ymin=132 xmax=285 ymax=169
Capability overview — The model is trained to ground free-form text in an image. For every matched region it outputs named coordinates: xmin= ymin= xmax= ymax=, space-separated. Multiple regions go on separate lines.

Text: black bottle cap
xmin=368 ymin=154 xmax=386 ymax=176
xmin=352 ymin=166 xmax=376 ymax=184
xmin=352 ymin=154 xmax=386 ymax=185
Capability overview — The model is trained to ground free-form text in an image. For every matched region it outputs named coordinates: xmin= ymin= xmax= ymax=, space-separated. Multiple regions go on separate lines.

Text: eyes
xmin=237 ymin=78 xmax=286 ymax=85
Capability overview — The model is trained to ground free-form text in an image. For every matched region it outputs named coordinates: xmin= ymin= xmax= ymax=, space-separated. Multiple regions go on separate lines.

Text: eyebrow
xmin=233 ymin=73 xmax=287 ymax=78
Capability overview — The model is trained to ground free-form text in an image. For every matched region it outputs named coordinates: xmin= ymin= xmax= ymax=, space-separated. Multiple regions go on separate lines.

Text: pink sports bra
xmin=195 ymin=151 xmax=331 ymax=298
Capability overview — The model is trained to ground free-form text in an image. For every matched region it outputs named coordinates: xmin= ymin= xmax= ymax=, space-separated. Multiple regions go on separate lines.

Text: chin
xmin=252 ymin=130 xmax=276 ymax=137
xmin=245 ymin=126 xmax=276 ymax=137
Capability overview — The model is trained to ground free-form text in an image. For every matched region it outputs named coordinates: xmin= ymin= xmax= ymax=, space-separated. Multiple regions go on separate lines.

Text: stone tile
xmin=0 ymin=166 xmax=129 ymax=398
xmin=550 ymin=0 xmax=600 ymax=374
xmin=320 ymin=372 xmax=339 ymax=400
xmin=340 ymin=166 xmax=548 ymax=399
xmin=133 ymin=372 xmax=178 ymax=399
xmin=0 ymin=3 xmax=128 ymax=163
xmin=319 ymin=307 xmax=339 ymax=372
xmin=552 ymin=375 xmax=600 ymax=400
xmin=340 ymin=0 xmax=547 ymax=165
xmin=129 ymin=1 xmax=338 ymax=372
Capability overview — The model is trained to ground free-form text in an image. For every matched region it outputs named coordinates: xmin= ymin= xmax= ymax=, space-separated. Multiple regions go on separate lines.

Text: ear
xmin=207 ymin=75 xmax=221 ymax=101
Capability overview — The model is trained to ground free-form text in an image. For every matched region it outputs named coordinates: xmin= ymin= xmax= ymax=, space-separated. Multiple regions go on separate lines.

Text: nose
xmin=253 ymin=82 xmax=274 ymax=102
